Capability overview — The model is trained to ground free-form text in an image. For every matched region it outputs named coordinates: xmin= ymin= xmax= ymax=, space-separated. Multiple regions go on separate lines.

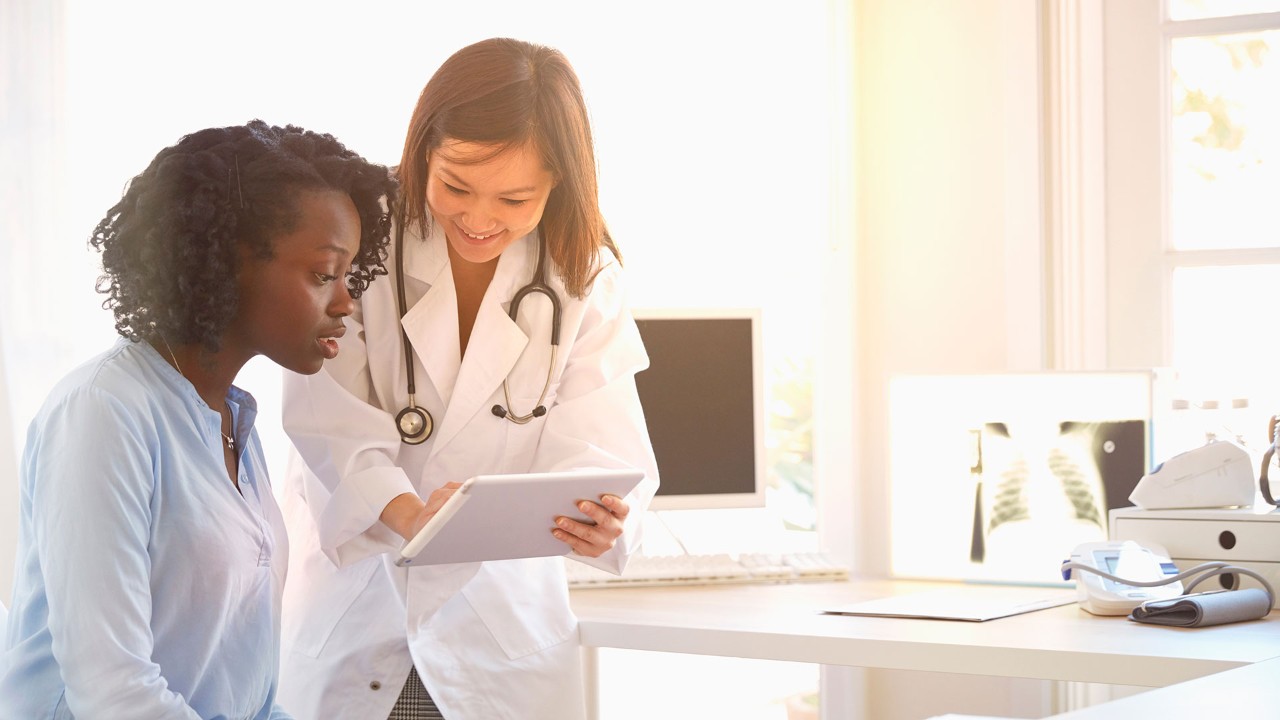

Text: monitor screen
xmin=631 ymin=308 xmax=765 ymax=510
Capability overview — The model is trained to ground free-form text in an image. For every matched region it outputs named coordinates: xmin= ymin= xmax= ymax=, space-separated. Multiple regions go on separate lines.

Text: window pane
xmin=1169 ymin=30 xmax=1280 ymax=250
xmin=1168 ymin=0 xmax=1280 ymax=21
xmin=1169 ymin=265 xmax=1280 ymax=455
xmin=1170 ymin=265 xmax=1280 ymax=409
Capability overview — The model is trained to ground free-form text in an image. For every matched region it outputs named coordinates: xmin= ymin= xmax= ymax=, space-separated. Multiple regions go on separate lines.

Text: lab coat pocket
xmin=460 ymin=558 xmax=576 ymax=660
xmin=287 ymin=555 xmax=379 ymax=659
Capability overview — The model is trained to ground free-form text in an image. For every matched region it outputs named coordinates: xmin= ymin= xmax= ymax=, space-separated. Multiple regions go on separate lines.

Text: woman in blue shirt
xmin=0 ymin=120 xmax=397 ymax=719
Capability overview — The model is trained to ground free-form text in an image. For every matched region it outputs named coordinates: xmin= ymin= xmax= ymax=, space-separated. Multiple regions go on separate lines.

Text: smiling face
xmin=425 ymin=139 xmax=556 ymax=268
xmin=230 ymin=189 xmax=360 ymax=375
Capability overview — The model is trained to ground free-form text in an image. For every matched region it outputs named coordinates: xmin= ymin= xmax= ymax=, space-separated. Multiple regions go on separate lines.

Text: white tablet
xmin=395 ymin=468 xmax=646 ymax=567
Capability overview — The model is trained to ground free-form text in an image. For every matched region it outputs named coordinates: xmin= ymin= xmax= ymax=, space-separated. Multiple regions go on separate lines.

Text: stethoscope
xmin=393 ymin=212 xmax=562 ymax=445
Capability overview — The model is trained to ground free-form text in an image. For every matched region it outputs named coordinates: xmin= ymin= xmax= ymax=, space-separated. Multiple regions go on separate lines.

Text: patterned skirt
xmin=388 ymin=666 xmax=445 ymax=720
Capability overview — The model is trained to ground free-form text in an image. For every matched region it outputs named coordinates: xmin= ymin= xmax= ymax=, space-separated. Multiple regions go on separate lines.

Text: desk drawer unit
xmin=1109 ymin=507 xmax=1280 ymax=593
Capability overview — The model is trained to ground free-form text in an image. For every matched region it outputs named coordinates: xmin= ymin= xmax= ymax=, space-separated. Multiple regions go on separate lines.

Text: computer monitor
xmin=631 ymin=308 xmax=766 ymax=510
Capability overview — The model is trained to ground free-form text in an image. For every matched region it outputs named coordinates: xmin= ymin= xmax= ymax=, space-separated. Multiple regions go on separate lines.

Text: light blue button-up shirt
xmin=1 ymin=339 xmax=292 ymax=720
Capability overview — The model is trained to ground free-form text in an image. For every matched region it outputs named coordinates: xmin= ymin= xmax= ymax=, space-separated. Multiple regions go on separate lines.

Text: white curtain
xmin=0 ymin=317 xmax=16 ymax=608
xmin=1 ymin=0 xmax=68 ymax=606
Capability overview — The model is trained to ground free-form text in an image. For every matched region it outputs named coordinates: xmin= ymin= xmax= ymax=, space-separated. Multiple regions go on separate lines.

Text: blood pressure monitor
xmin=1063 ymin=541 xmax=1184 ymax=615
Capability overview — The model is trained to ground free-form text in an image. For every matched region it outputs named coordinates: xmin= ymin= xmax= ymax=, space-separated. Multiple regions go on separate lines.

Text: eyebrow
xmin=312 ymin=244 xmax=354 ymax=259
xmin=438 ymin=167 xmax=539 ymax=195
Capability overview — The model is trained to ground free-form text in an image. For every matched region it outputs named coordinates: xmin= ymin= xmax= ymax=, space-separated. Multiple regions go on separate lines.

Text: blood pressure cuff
xmin=1128 ymin=588 xmax=1272 ymax=627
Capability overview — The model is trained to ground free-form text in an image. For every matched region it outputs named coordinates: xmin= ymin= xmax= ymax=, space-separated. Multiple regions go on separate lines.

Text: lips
xmin=317 ymin=326 xmax=346 ymax=360
xmin=457 ymin=223 xmax=503 ymax=244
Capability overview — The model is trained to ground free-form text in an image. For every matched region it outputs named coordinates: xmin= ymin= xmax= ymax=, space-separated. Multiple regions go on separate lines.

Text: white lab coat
xmin=276 ymin=221 xmax=658 ymax=720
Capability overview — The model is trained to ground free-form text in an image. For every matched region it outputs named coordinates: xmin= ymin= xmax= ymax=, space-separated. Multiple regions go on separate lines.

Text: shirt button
xmin=370 ymin=680 xmax=382 ymax=691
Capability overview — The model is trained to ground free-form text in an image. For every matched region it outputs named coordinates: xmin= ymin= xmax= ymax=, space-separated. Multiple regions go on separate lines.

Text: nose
xmin=330 ymin=279 xmax=355 ymax=317
xmin=460 ymin=199 xmax=499 ymax=234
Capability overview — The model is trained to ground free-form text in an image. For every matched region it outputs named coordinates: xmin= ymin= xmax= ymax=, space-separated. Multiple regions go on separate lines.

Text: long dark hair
xmin=398 ymin=37 xmax=617 ymax=298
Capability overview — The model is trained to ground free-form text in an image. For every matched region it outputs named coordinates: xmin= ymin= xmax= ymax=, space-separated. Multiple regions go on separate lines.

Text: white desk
xmin=570 ymin=578 xmax=1280 ymax=716
xmin=1049 ymin=655 xmax=1280 ymax=717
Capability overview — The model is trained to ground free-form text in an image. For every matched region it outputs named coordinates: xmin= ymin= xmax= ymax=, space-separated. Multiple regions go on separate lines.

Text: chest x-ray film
xmin=888 ymin=372 xmax=1160 ymax=585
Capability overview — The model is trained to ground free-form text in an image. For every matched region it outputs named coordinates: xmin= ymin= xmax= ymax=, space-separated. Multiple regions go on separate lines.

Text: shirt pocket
xmin=460 ymin=557 xmax=576 ymax=660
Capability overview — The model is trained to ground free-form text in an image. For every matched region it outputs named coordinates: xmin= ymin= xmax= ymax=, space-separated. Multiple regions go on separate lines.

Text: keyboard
xmin=565 ymin=551 xmax=850 ymax=588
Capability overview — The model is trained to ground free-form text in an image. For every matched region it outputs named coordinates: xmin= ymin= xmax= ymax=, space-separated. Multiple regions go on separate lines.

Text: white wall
xmin=854 ymin=0 xmax=1045 ymax=582
xmin=851 ymin=0 xmax=1053 ymax=717
xmin=1103 ymin=0 xmax=1166 ymax=371
xmin=0 ymin=332 xmax=16 ymax=608
xmin=1 ymin=0 xmax=66 ymax=607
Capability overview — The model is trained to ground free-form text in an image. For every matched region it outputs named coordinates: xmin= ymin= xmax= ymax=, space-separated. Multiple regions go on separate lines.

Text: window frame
xmin=1104 ymin=1 xmax=1280 ymax=372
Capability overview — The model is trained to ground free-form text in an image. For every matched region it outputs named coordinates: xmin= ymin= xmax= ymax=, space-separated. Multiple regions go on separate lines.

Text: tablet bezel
xmin=395 ymin=468 xmax=646 ymax=566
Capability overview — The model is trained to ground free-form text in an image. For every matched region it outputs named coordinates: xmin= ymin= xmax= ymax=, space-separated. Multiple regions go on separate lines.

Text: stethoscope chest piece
xmin=396 ymin=405 xmax=433 ymax=445
xmin=391 ymin=212 xmax=559 ymax=443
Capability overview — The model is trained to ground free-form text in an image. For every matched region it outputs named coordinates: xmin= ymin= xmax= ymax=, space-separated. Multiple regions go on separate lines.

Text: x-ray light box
xmin=889 ymin=371 xmax=1165 ymax=585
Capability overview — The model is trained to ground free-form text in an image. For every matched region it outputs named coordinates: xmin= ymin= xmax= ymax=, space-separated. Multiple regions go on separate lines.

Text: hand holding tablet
xmin=395 ymin=468 xmax=645 ymax=567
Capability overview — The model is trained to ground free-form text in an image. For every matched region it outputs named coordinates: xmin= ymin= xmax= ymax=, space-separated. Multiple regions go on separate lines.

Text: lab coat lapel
xmin=399 ymin=224 xmax=461 ymax=407
xmin=420 ymin=233 xmax=535 ymax=455
xmin=430 ymin=295 xmax=528 ymax=452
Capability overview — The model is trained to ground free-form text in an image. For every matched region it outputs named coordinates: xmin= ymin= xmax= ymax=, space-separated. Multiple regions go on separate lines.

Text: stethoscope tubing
xmin=395 ymin=215 xmax=418 ymax=398
xmin=394 ymin=214 xmax=432 ymax=444
xmin=392 ymin=211 xmax=562 ymax=442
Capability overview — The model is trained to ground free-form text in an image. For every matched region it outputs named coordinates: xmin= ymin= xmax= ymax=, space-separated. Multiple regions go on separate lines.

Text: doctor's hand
xmin=552 ymin=494 xmax=630 ymax=558
xmin=381 ymin=483 xmax=463 ymax=541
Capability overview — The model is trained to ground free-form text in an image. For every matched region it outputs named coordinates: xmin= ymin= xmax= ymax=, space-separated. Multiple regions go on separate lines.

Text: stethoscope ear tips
xmin=491 ymin=404 xmax=548 ymax=420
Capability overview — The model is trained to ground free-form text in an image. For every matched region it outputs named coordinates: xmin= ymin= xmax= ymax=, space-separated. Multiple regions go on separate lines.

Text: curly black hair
xmin=90 ymin=119 xmax=397 ymax=351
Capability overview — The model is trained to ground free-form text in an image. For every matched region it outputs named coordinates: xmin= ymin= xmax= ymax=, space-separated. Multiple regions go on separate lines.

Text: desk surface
xmin=1054 ymin=656 xmax=1280 ymax=718
xmin=570 ymin=578 xmax=1280 ymax=688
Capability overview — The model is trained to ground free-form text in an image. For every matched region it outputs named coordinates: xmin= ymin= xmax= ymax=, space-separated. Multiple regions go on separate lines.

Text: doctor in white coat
xmin=277 ymin=38 xmax=659 ymax=720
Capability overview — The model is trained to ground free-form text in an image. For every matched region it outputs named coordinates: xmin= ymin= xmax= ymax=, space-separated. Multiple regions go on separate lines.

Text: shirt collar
xmin=130 ymin=337 xmax=258 ymax=431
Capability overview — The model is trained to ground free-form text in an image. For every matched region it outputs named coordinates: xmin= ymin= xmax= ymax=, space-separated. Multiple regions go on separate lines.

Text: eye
xmin=314 ymin=272 xmax=338 ymax=284
xmin=501 ymin=198 xmax=529 ymax=207
xmin=442 ymin=182 xmax=467 ymax=196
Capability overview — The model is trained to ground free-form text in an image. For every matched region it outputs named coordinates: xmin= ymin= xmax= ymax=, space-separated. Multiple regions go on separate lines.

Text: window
xmin=1105 ymin=0 xmax=1280 ymax=453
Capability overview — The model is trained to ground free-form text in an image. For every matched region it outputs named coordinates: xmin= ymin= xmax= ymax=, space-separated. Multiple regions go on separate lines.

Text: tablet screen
xmin=396 ymin=468 xmax=645 ymax=566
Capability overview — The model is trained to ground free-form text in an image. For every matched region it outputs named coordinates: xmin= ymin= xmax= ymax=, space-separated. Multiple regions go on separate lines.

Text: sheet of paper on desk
xmin=824 ymin=585 xmax=1077 ymax=622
